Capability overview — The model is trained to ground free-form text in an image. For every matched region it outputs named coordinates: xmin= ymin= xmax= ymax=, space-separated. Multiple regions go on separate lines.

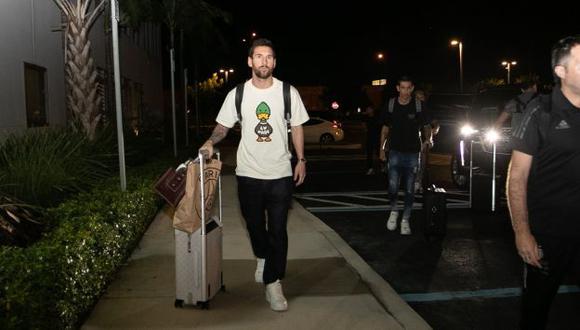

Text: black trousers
xmin=237 ymin=176 xmax=293 ymax=285
xmin=521 ymin=234 xmax=580 ymax=329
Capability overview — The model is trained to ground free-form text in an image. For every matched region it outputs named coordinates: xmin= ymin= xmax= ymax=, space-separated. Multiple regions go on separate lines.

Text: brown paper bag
xmin=173 ymin=159 xmax=222 ymax=233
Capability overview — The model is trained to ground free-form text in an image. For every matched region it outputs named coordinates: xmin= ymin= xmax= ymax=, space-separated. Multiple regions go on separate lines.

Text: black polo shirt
xmin=382 ymin=98 xmax=430 ymax=153
xmin=511 ymin=88 xmax=580 ymax=237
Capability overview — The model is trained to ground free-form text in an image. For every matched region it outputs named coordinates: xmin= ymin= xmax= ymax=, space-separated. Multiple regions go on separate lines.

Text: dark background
xmin=205 ymin=1 xmax=577 ymax=92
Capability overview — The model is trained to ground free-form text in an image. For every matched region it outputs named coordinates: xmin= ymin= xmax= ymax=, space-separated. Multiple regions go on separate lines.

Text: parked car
xmin=450 ymin=86 xmax=522 ymax=188
xmin=426 ymin=86 xmax=522 ymax=189
xmin=303 ymin=117 xmax=344 ymax=144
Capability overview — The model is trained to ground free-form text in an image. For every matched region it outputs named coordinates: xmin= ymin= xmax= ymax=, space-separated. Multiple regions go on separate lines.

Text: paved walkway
xmin=82 ymin=172 xmax=430 ymax=329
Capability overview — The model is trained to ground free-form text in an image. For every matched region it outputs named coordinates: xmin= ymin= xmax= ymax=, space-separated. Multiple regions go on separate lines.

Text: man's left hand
xmin=294 ymin=161 xmax=306 ymax=186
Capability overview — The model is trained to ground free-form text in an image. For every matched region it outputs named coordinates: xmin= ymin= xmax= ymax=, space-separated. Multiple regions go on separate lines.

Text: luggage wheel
xmin=174 ymin=299 xmax=184 ymax=308
xmin=198 ymin=301 xmax=210 ymax=310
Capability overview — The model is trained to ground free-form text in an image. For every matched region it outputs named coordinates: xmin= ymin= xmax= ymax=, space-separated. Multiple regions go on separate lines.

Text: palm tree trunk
xmin=53 ymin=0 xmax=105 ymax=140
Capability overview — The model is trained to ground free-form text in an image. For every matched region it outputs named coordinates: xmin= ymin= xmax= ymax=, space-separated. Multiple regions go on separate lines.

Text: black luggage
xmin=423 ymin=186 xmax=448 ymax=239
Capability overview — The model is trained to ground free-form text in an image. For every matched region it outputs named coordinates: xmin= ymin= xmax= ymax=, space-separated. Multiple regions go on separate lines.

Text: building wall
xmin=0 ymin=0 xmax=163 ymax=136
xmin=0 ymin=0 xmax=65 ymax=134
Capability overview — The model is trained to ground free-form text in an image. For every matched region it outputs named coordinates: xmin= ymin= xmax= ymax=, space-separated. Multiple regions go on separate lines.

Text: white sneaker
xmin=400 ymin=218 xmax=411 ymax=235
xmin=255 ymin=258 xmax=265 ymax=283
xmin=265 ymin=280 xmax=288 ymax=312
xmin=387 ymin=211 xmax=398 ymax=231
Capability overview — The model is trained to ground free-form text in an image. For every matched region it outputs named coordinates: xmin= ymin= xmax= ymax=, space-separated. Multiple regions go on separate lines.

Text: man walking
xmin=507 ymin=35 xmax=580 ymax=329
xmin=494 ymin=80 xmax=538 ymax=130
xmin=199 ymin=38 xmax=309 ymax=312
xmin=380 ymin=76 xmax=432 ymax=235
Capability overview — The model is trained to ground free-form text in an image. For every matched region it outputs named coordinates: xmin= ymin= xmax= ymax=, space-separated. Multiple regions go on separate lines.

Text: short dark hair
xmin=397 ymin=75 xmax=414 ymax=85
xmin=249 ymin=38 xmax=276 ymax=58
xmin=519 ymin=80 xmax=537 ymax=91
xmin=551 ymin=35 xmax=580 ymax=84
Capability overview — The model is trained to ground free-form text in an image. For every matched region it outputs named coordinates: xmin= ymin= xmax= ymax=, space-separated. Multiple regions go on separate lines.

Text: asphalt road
xmin=295 ymin=139 xmax=580 ymax=330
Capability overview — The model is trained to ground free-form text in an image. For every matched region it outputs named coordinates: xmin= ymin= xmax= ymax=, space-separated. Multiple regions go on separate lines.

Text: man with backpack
xmin=379 ymin=76 xmax=432 ymax=235
xmin=494 ymin=81 xmax=538 ymax=130
xmin=199 ymin=38 xmax=309 ymax=312
xmin=507 ymin=35 xmax=580 ymax=329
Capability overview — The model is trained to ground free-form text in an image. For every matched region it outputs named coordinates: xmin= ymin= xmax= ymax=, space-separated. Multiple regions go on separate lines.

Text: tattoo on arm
xmin=209 ymin=124 xmax=229 ymax=145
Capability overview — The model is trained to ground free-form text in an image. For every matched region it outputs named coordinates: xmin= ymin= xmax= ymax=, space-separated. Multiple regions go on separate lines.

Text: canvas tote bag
xmin=173 ymin=158 xmax=222 ymax=233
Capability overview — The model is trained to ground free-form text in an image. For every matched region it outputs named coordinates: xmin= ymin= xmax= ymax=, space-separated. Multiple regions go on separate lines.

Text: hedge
xmin=0 ymin=169 xmax=164 ymax=329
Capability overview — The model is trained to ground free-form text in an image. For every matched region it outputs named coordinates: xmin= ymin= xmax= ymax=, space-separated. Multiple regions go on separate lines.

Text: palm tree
xmin=120 ymin=0 xmax=231 ymax=151
xmin=53 ymin=0 xmax=105 ymax=141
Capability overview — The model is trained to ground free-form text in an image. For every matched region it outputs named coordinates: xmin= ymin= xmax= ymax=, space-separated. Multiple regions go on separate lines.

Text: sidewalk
xmin=82 ymin=174 xmax=430 ymax=329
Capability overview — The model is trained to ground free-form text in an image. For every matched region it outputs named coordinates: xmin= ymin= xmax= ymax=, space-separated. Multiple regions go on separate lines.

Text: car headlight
xmin=485 ymin=129 xmax=500 ymax=143
xmin=460 ymin=124 xmax=478 ymax=137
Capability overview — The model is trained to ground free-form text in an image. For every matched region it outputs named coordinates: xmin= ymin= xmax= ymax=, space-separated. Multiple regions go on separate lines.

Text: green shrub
xmin=0 ymin=166 xmax=163 ymax=329
xmin=0 ymin=128 xmax=115 ymax=207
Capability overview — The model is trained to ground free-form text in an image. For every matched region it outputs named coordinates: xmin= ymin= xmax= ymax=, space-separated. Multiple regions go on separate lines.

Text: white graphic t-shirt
xmin=216 ymin=78 xmax=309 ymax=179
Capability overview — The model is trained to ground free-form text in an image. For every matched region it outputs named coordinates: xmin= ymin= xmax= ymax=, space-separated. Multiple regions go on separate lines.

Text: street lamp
xmin=501 ymin=60 xmax=517 ymax=84
xmin=219 ymin=68 xmax=234 ymax=83
xmin=450 ymin=39 xmax=463 ymax=92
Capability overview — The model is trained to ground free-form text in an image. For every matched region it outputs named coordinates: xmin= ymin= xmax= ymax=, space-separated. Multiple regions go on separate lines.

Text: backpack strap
xmin=236 ymin=81 xmax=291 ymax=125
xmin=388 ymin=97 xmax=422 ymax=113
xmin=235 ymin=83 xmax=245 ymax=123
xmin=283 ymin=81 xmax=291 ymax=129
xmin=388 ymin=97 xmax=395 ymax=113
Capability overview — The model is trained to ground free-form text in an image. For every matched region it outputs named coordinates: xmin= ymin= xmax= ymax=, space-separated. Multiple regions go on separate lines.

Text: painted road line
xmin=400 ymin=285 xmax=580 ymax=303
xmin=303 ymin=202 xmax=470 ymax=213
xmin=294 ymin=196 xmax=364 ymax=207
xmin=294 ymin=190 xmax=389 ymax=197
xmin=294 ymin=190 xmax=468 ymax=197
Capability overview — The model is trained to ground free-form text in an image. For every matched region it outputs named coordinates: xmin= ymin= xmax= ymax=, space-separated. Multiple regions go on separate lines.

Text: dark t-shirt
xmin=382 ymin=98 xmax=430 ymax=153
xmin=511 ymin=88 xmax=580 ymax=237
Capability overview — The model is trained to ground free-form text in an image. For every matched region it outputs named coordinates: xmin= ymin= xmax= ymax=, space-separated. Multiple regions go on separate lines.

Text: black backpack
xmin=387 ymin=97 xmax=422 ymax=114
xmin=235 ymin=81 xmax=292 ymax=129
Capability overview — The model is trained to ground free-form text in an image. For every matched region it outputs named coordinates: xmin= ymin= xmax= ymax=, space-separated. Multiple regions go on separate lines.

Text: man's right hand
xmin=199 ymin=140 xmax=214 ymax=159
xmin=515 ymin=231 xmax=542 ymax=268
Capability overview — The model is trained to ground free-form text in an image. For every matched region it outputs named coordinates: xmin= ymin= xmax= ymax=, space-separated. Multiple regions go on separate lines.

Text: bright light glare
xmin=460 ymin=124 xmax=477 ymax=136
xmin=485 ymin=129 xmax=500 ymax=142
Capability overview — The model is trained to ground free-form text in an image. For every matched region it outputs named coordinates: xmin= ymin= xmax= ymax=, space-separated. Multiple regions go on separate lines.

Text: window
xmin=24 ymin=63 xmax=47 ymax=127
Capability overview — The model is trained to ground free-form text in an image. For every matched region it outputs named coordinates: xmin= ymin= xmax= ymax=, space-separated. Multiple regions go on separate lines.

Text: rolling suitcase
xmin=423 ymin=186 xmax=448 ymax=239
xmin=174 ymin=152 xmax=224 ymax=309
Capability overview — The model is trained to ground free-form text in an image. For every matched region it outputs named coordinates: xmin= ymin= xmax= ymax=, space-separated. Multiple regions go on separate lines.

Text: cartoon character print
xmin=254 ymin=101 xmax=273 ymax=142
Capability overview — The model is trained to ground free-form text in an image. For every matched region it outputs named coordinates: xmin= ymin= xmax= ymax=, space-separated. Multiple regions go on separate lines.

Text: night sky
xmin=208 ymin=1 xmax=577 ymax=92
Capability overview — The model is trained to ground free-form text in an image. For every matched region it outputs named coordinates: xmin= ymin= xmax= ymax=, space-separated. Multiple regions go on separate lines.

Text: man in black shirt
xmin=380 ymin=76 xmax=432 ymax=235
xmin=494 ymin=81 xmax=538 ymax=130
xmin=507 ymin=35 xmax=580 ymax=329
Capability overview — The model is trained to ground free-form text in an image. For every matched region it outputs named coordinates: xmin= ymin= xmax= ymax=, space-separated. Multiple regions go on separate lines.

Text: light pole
xmin=450 ymin=40 xmax=463 ymax=92
xmin=375 ymin=51 xmax=386 ymax=80
xmin=501 ymin=60 xmax=517 ymax=84
xmin=219 ymin=68 xmax=234 ymax=83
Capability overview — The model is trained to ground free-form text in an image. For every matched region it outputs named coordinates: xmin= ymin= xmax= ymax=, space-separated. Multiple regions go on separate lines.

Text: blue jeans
xmin=388 ymin=150 xmax=419 ymax=219
xmin=237 ymin=176 xmax=293 ymax=285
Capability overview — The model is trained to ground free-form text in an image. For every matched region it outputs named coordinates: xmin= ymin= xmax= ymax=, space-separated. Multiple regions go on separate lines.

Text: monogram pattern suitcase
xmin=174 ymin=152 xmax=224 ymax=309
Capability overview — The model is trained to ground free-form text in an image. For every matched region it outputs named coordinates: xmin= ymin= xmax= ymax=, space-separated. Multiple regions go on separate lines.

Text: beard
xmin=253 ymin=66 xmax=273 ymax=79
